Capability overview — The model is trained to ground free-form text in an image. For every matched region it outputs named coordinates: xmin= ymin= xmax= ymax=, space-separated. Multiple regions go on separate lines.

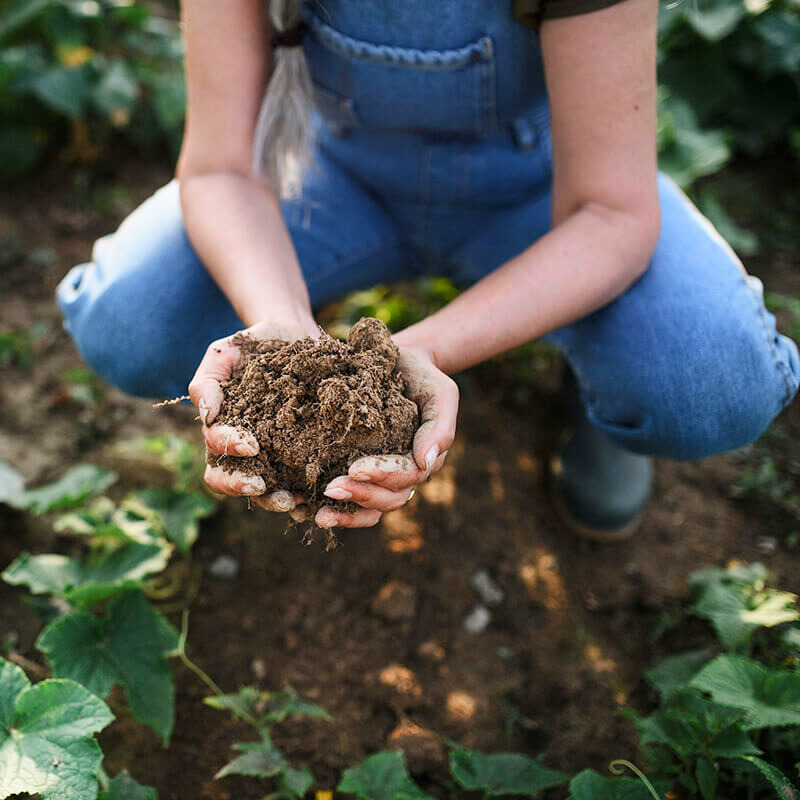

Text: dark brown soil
xmin=1 ymin=158 xmax=799 ymax=800
xmin=214 ymin=319 xmax=418 ymax=510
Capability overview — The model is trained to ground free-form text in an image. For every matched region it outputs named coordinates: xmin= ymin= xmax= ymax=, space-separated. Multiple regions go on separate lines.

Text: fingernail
xmin=324 ymin=486 xmax=352 ymax=500
xmin=425 ymin=444 xmax=439 ymax=472
xmin=240 ymin=477 xmax=265 ymax=496
xmin=350 ymin=472 xmax=371 ymax=482
xmin=198 ymin=398 xmax=209 ymax=425
xmin=316 ymin=510 xmax=337 ymax=528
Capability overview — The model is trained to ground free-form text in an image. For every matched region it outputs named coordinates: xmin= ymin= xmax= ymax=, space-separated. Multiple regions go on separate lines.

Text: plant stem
xmin=176 ymin=610 xmax=261 ymax=728
xmin=97 ymin=765 xmax=110 ymax=791
xmin=609 ymin=760 xmax=662 ymax=800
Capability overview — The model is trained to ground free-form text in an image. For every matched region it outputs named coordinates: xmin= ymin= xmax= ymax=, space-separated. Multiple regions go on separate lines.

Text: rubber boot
xmin=549 ymin=370 xmax=653 ymax=541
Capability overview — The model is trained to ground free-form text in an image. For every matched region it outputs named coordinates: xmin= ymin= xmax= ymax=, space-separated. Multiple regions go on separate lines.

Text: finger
xmin=324 ymin=477 xmax=412 ymax=512
xmin=188 ymin=336 xmax=242 ymax=425
xmin=348 ymin=453 xmax=425 ymax=492
xmin=412 ymin=374 xmax=459 ymax=472
xmin=204 ymin=464 xmax=265 ymax=497
xmin=315 ymin=506 xmax=382 ymax=529
xmin=252 ymin=490 xmax=297 ymax=512
xmin=203 ymin=424 xmax=259 ymax=457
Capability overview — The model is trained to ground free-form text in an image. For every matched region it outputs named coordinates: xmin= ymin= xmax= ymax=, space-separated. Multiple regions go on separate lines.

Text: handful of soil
xmin=213 ymin=318 xmax=419 ymax=512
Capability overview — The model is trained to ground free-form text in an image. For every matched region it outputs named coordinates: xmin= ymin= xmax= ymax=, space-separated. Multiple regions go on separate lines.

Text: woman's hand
xmin=315 ymin=345 xmax=459 ymax=529
xmin=188 ymin=319 xmax=318 ymax=517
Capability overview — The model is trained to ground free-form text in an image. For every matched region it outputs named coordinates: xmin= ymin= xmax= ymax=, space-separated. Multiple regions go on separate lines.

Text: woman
xmin=57 ymin=0 xmax=800 ymax=540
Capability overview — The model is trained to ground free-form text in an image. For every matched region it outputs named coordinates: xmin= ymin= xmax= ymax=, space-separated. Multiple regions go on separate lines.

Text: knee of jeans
xmin=57 ymin=259 xmax=171 ymax=398
xmin=594 ymin=315 xmax=798 ymax=461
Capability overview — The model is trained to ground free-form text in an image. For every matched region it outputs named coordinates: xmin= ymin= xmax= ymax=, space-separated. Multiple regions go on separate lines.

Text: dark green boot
xmin=549 ymin=372 xmax=653 ymax=541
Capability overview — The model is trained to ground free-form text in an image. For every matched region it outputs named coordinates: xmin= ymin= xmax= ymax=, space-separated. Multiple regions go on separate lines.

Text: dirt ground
xmin=1 ymin=160 xmax=799 ymax=799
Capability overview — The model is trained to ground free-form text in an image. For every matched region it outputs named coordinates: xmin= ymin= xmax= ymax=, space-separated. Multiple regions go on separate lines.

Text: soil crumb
xmin=213 ymin=318 xmax=419 ymax=512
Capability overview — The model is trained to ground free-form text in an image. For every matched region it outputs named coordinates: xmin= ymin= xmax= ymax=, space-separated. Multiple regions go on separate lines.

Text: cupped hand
xmin=315 ymin=344 xmax=459 ymax=529
xmin=188 ymin=319 xmax=318 ymax=518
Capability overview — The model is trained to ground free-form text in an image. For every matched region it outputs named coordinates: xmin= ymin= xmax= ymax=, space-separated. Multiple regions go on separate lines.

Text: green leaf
xmin=122 ymin=489 xmax=215 ymax=553
xmin=0 ymin=0 xmax=55 ymax=43
xmin=690 ymin=654 xmax=800 ymax=729
xmin=687 ymin=3 xmax=746 ymax=41
xmin=36 ymin=590 xmax=179 ymax=743
xmin=630 ymin=690 xmax=758 ymax=761
xmin=3 ymin=541 xmax=170 ymax=606
xmin=92 ymin=59 xmax=139 ymax=123
xmin=204 ymin=686 xmax=264 ymax=722
xmin=449 ymin=747 xmax=568 ymax=796
xmin=280 ymin=766 xmax=315 ymax=798
xmin=645 ymin=648 xmax=712 ymax=702
xmin=754 ymin=12 xmax=800 ymax=75
xmin=215 ymin=733 xmax=287 ymax=779
xmin=99 ymin=771 xmax=158 ymax=800
xmin=696 ymin=757 xmax=717 ymax=800
xmin=28 ymin=64 xmax=92 ymax=117
xmin=54 ymin=496 xmax=160 ymax=544
xmin=7 ymin=465 xmax=117 ymax=514
xmin=0 ymin=658 xmax=113 ymax=800
xmin=261 ymin=687 xmax=332 ymax=724
xmin=338 ymin=751 xmax=434 ymax=800
xmin=736 ymin=756 xmax=800 ymax=800
xmin=0 ymin=461 xmax=24 ymax=504
xmin=689 ymin=563 xmax=798 ymax=650
xmin=567 ymin=769 xmax=662 ymax=799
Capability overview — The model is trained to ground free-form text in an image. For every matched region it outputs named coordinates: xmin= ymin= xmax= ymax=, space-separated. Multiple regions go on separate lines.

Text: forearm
xmin=394 ymin=204 xmax=659 ymax=374
xmin=179 ymin=171 xmax=316 ymax=333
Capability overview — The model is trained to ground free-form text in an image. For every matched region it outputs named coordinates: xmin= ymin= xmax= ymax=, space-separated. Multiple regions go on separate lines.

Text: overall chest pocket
xmin=303 ymin=11 xmax=498 ymax=137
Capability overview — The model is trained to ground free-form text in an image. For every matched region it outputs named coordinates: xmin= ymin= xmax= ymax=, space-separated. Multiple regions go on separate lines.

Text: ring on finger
xmin=405 ymin=488 xmax=415 ymax=505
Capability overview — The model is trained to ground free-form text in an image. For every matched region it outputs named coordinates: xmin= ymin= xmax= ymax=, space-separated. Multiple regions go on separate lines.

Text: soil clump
xmin=213 ymin=318 xmax=419 ymax=511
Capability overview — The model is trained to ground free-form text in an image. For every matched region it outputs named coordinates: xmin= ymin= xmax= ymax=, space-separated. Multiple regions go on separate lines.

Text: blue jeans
xmin=56 ymin=1 xmax=799 ymax=461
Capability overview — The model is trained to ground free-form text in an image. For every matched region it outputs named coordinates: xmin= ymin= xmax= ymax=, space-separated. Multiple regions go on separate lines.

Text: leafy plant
xmin=625 ymin=562 xmax=800 ymax=798
xmin=37 ymin=589 xmax=180 ymax=743
xmin=0 ymin=0 xmax=184 ymax=175
xmin=4 ymin=464 xmax=117 ymax=514
xmin=337 ymin=751 xmax=433 ymax=800
xmin=0 ymin=657 xmax=114 ymax=800
xmin=206 ymin=686 xmax=330 ymax=798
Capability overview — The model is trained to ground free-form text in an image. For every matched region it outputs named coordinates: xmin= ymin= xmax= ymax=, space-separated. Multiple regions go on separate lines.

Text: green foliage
xmin=0 ymin=657 xmax=114 ymax=800
xmin=337 ymin=751 xmax=433 ymax=800
xmin=690 ymin=654 xmax=800 ymax=730
xmin=36 ymin=590 xmax=179 ymax=743
xmin=657 ymin=0 xmax=800 ymax=165
xmin=0 ymin=0 xmax=184 ymax=175
xmin=690 ymin=563 xmax=800 ymax=650
xmin=628 ymin=563 xmax=800 ymax=798
xmin=449 ymin=746 xmax=568 ymax=796
xmin=4 ymin=464 xmax=117 ymax=514
xmin=121 ymin=489 xmax=215 ymax=553
xmin=208 ymin=684 xmax=330 ymax=798
xmin=2 ymin=542 xmax=170 ymax=607
xmin=567 ymin=768 xmax=662 ymax=799
xmin=99 ymin=770 xmax=158 ymax=800
xmin=736 ymin=755 xmax=800 ymax=800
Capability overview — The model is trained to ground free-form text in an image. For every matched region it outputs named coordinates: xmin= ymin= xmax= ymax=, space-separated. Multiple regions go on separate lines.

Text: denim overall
xmin=57 ymin=0 xmax=799 ymax=460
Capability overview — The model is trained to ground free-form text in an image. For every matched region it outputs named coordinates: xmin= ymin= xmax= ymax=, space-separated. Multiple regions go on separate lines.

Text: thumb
xmin=188 ymin=337 xmax=242 ymax=425
xmin=411 ymin=374 xmax=459 ymax=472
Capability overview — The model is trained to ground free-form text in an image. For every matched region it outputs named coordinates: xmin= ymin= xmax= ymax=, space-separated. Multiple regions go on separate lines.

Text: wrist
xmin=392 ymin=325 xmax=444 ymax=371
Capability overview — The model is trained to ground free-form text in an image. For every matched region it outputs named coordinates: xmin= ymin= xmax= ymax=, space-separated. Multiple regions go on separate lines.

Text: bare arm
xmin=394 ymin=0 xmax=660 ymax=373
xmin=177 ymin=0 xmax=316 ymax=335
